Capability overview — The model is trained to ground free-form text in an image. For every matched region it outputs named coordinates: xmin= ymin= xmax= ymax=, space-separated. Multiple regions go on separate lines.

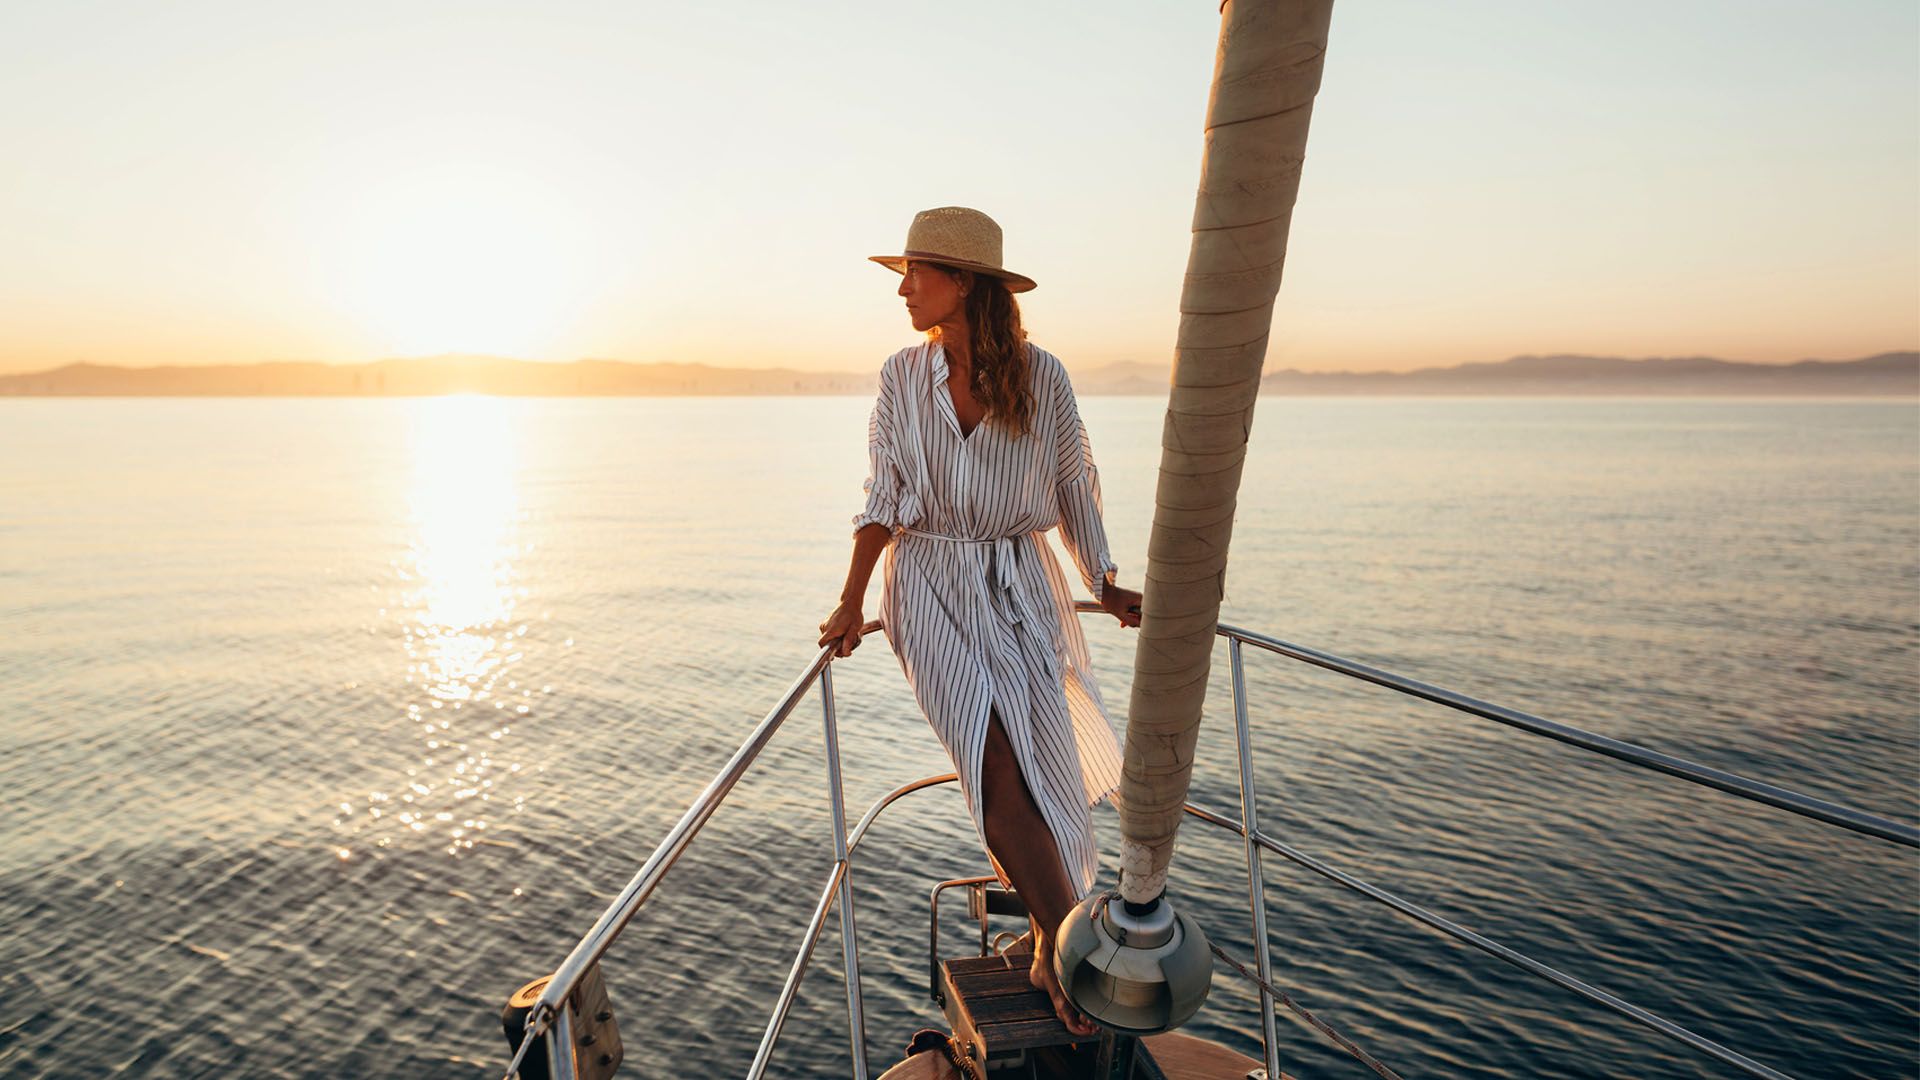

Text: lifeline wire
xmin=1208 ymin=940 xmax=1405 ymax=1080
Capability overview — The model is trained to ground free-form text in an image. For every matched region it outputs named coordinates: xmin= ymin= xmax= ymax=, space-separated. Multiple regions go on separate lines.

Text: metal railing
xmin=1209 ymin=614 xmax=1916 ymax=1080
xmin=502 ymin=630 xmax=864 ymax=1080
xmin=502 ymin=608 xmax=1916 ymax=1080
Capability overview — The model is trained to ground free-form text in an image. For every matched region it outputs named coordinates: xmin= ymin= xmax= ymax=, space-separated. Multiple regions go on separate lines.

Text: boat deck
xmin=877 ymin=1032 xmax=1271 ymax=1080
xmin=871 ymin=946 xmax=1278 ymax=1080
xmin=878 ymin=1029 xmax=1270 ymax=1080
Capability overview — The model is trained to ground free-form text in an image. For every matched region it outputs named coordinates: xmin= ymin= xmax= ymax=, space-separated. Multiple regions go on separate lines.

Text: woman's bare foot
xmin=1029 ymin=934 xmax=1098 ymax=1037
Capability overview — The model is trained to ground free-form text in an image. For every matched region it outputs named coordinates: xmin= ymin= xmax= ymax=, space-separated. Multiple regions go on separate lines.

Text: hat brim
xmin=869 ymin=254 xmax=1037 ymax=294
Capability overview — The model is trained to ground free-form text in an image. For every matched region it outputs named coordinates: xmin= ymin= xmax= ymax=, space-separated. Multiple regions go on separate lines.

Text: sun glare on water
xmin=336 ymin=394 xmax=539 ymax=861
xmin=399 ymin=395 xmax=530 ymax=855
xmin=409 ymin=393 xmax=521 ymax=635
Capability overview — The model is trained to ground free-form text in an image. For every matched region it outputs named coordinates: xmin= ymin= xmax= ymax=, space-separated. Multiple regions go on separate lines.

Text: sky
xmin=0 ymin=0 xmax=1914 ymax=376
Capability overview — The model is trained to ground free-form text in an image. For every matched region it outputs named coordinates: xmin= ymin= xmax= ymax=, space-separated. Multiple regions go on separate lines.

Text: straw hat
xmin=869 ymin=206 xmax=1037 ymax=294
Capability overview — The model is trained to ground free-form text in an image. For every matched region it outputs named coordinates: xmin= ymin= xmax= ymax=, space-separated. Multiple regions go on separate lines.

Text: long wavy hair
xmin=927 ymin=267 xmax=1034 ymax=437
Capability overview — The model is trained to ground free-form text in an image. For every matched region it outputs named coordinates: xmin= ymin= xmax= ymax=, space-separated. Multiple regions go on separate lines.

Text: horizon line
xmin=6 ymin=347 xmax=1916 ymax=381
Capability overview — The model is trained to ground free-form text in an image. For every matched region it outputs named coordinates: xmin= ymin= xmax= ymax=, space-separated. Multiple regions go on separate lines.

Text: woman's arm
xmin=1045 ymin=351 xmax=1139 ymax=627
xmin=819 ymin=523 xmax=891 ymax=656
xmin=823 ymin=356 xmax=914 ymax=655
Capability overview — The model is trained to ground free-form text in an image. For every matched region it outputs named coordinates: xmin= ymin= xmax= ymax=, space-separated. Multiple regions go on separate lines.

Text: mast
xmin=1057 ymin=0 xmax=1337 ymax=1035
xmin=1117 ymin=0 xmax=1336 ymax=906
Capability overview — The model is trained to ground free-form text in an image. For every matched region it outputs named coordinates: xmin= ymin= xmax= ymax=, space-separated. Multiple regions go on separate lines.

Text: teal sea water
xmin=1 ymin=395 xmax=1915 ymax=1078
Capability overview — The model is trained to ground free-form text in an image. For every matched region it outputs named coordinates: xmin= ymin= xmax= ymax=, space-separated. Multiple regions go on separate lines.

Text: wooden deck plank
xmin=967 ymin=993 xmax=1053 ymax=1025
xmin=947 ymin=961 xmax=1040 ymax=999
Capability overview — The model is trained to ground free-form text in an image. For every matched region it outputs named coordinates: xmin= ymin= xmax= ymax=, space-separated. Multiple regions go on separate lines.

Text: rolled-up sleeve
xmin=851 ymin=358 xmax=922 ymax=536
xmin=1048 ymin=356 xmax=1118 ymax=602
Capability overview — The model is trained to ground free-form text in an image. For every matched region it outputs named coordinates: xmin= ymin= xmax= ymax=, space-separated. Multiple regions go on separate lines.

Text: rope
xmin=947 ymin=1035 xmax=988 ymax=1080
xmin=499 ymin=1025 xmax=538 ymax=1080
xmin=501 ymin=1002 xmax=553 ymax=1080
xmin=1208 ymin=941 xmax=1406 ymax=1080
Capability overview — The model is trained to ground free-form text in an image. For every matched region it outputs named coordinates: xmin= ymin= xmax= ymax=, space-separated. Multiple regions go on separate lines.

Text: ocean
xmin=1 ymin=395 xmax=1914 ymax=1078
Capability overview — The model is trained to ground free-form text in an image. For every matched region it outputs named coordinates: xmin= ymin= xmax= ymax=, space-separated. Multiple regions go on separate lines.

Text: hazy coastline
xmin=1 ymin=351 xmax=1913 ymax=397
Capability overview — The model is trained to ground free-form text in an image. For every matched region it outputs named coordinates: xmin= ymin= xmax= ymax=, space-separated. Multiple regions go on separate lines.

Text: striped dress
xmin=853 ymin=339 xmax=1124 ymax=898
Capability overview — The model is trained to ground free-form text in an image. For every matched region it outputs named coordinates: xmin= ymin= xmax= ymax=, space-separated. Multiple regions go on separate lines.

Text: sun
xmin=323 ymin=163 xmax=595 ymax=358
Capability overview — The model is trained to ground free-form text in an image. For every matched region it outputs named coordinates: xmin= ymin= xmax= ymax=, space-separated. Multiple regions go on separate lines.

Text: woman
xmin=818 ymin=206 xmax=1140 ymax=1036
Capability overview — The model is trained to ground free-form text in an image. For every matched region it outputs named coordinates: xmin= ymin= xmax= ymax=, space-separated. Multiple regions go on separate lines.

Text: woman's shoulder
xmin=1024 ymin=341 xmax=1075 ymax=397
xmin=881 ymin=341 xmax=937 ymax=382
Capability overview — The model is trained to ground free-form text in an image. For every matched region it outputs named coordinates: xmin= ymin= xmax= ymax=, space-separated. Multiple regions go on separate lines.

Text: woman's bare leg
xmin=979 ymin=710 xmax=1098 ymax=1037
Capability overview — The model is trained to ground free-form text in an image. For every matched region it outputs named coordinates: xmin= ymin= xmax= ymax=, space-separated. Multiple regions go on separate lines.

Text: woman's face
xmin=898 ymin=260 xmax=967 ymax=333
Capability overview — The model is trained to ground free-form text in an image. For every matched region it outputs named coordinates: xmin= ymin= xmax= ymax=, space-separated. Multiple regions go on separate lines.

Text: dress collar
xmin=927 ymin=341 xmax=970 ymax=441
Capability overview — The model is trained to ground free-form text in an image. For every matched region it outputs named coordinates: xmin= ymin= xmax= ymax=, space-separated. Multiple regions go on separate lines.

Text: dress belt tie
xmin=902 ymin=529 xmax=1036 ymax=626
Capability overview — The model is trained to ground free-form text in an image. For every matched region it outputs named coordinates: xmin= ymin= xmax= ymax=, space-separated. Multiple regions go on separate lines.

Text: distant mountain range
xmin=1073 ymin=352 xmax=1918 ymax=396
xmin=1 ymin=351 xmax=1912 ymax=397
xmin=0 ymin=356 xmax=877 ymax=397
